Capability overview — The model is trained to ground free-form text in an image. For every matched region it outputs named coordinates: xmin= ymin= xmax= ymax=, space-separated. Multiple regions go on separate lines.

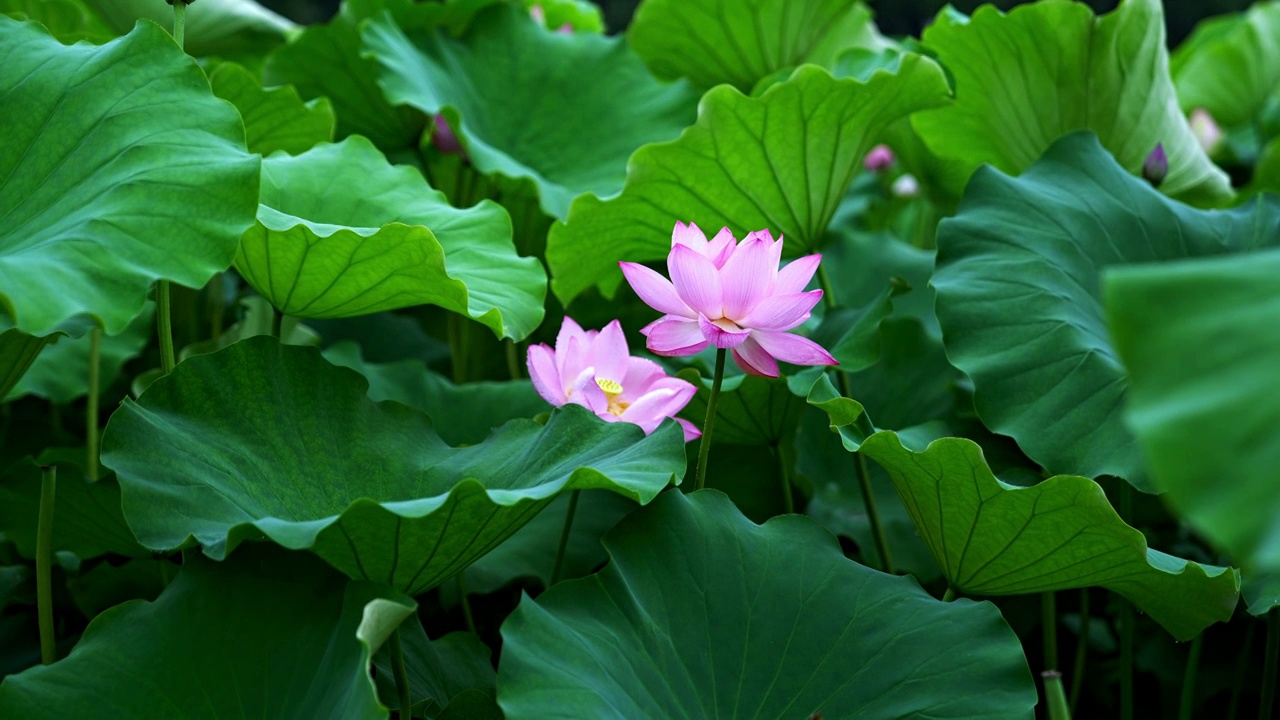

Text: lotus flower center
xmin=710 ymin=317 xmax=743 ymax=332
xmin=595 ymin=378 xmax=629 ymax=416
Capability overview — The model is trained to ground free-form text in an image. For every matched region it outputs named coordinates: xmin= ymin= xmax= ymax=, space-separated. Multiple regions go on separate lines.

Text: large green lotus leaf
xmin=807 ymin=378 xmax=1240 ymax=640
xmin=628 ymin=0 xmax=890 ymax=92
xmin=84 ymin=0 xmax=293 ymax=59
xmin=1171 ymin=2 xmax=1280 ymax=128
xmin=100 ymin=337 xmax=686 ymax=595
xmin=322 ymin=341 xmax=545 ymax=447
xmin=933 ymin=132 xmax=1280 ymax=490
xmin=497 ymin=489 xmax=1036 ymax=719
xmin=0 ymin=0 xmax=112 ymax=43
xmin=235 ymin=137 xmax=546 ymax=340
xmin=7 ymin=304 xmax=151 ymax=403
xmin=0 ymin=544 xmax=413 ymax=719
xmin=373 ymin=618 xmax=495 ymax=718
xmin=677 ymin=369 xmax=805 ymax=446
xmin=0 ymin=330 xmax=50 ymax=401
xmin=0 ymin=18 xmax=259 ymax=336
xmin=0 ymin=453 xmax=148 ymax=561
xmin=361 ymin=3 xmax=700 ymax=219
xmin=209 ymin=62 xmax=335 ymax=156
xmin=912 ymin=0 xmax=1232 ymax=207
xmin=66 ymin=557 xmax=169 ymax=620
xmin=546 ymin=55 xmax=951 ymax=304
xmin=1106 ymin=249 xmax=1280 ymax=613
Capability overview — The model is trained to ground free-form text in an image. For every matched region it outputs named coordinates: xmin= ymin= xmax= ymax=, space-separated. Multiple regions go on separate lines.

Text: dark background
xmin=260 ymin=0 xmax=1256 ymax=45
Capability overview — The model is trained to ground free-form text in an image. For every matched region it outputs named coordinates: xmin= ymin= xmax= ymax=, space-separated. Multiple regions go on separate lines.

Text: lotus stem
xmin=1042 ymin=671 xmax=1071 ymax=720
xmin=172 ymin=1 xmax=185 ymax=48
xmin=941 ymin=586 xmax=955 ymax=603
xmin=388 ymin=626 xmax=412 ymax=719
xmin=86 ymin=327 xmax=101 ymax=480
xmin=1043 ymin=591 xmax=1058 ymax=672
xmin=158 ymin=281 xmax=176 ymax=374
xmin=549 ymin=490 xmax=580 ymax=586
xmin=693 ymin=348 xmax=727 ymax=491
xmin=771 ymin=444 xmax=793 ymax=514
xmin=209 ymin=273 xmax=224 ymax=343
xmin=1178 ymin=632 xmax=1203 ymax=720
xmin=1069 ymin=588 xmax=1091 ymax=712
xmin=1118 ymin=485 xmax=1135 ymax=720
xmin=1227 ymin=621 xmax=1255 ymax=720
xmin=456 ymin=572 xmax=477 ymax=636
xmin=505 ymin=340 xmax=521 ymax=380
xmin=1262 ymin=609 xmax=1279 ymax=720
xmin=36 ymin=465 xmax=56 ymax=665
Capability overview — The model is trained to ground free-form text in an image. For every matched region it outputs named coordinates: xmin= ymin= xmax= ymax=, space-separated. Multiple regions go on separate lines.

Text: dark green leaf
xmin=209 ymin=62 xmax=335 ymax=156
xmin=677 ymin=369 xmax=804 ymax=446
xmin=0 ymin=330 xmax=50 ymax=401
xmin=7 ymin=304 xmax=151 ymax=404
xmin=374 ymin=617 xmax=494 ymax=717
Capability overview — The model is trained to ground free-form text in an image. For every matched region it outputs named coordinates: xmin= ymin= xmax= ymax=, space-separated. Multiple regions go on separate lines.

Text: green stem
xmin=771 ymin=444 xmax=794 ymax=514
xmin=172 ymin=1 xmax=185 ymax=47
xmin=86 ymin=327 xmax=101 ymax=481
xmin=157 ymin=281 xmax=176 ymax=374
xmin=941 ymin=586 xmax=955 ymax=603
xmin=1178 ymin=632 xmax=1203 ymax=720
xmin=388 ymin=626 xmax=412 ymax=720
xmin=269 ymin=308 xmax=282 ymax=339
xmin=1069 ymin=589 xmax=1091 ymax=713
xmin=36 ymin=465 xmax=56 ymax=665
xmin=1227 ymin=620 xmax=1256 ymax=720
xmin=693 ymin=349 xmax=727 ymax=491
xmin=456 ymin=572 xmax=476 ymax=636
xmin=1042 ymin=671 xmax=1071 ymax=720
xmin=1261 ymin=609 xmax=1279 ymax=720
xmin=209 ymin=273 xmax=224 ymax=344
xmin=549 ymin=490 xmax=580 ymax=587
xmin=505 ymin=340 xmax=521 ymax=380
xmin=448 ymin=314 xmax=467 ymax=385
xmin=1119 ymin=486 xmax=1135 ymax=720
xmin=1043 ymin=591 xmax=1058 ymax=672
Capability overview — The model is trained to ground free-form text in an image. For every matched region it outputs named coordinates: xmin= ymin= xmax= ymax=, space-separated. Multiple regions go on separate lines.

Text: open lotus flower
xmin=528 ymin=318 xmax=701 ymax=441
xmin=619 ymin=222 xmax=838 ymax=378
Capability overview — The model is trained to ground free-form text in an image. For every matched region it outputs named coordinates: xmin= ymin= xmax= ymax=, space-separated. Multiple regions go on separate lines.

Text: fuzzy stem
xmin=388 ymin=626 xmax=412 ymax=719
xmin=693 ymin=349 xmax=727 ymax=491
xmin=1261 ymin=609 xmax=1279 ymax=720
xmin=86 ymin=327 xmax=101 ymax=480
xmin=36 ymin=465 xmax=57 ymax=665
xmin=1178 ymin=632 xmax=1203 ymax=720
xmin=1043 ymin=591 xmax=1059 ymax=671
xmin=1069 ymin=589 xmax=1091 ymax=712
xmin=549 ymin=490 xmax=580 ymax=586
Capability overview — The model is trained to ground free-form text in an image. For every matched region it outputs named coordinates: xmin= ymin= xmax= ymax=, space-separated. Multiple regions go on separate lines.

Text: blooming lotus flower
xmin=619 ymin=222 xmax=838 ymax=378
xmin=864 ymin=144 xmax=895 ymax=172
xmin=527 ymin=317 xmax=701 ymax=440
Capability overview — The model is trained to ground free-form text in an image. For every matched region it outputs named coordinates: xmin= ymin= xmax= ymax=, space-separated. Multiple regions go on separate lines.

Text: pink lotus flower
xmin=528 ymin=318 xmax=701 ymax=441
xmin=864 ymin=144 xmax=895 ymax=172
xmin=619 ymin=222 xmax=838 ymax=378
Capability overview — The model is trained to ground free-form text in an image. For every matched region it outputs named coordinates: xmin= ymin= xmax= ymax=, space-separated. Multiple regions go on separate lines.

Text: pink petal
xmin=668 ymin=244 xmax=723 ymax=318
xmin=619 ymin=262 xmax=693 ymax=318
xmin=620 ymin=357 xmax=667 ymax=400
xmin=589 ymin=320 xmax=629 ymax=384
xmin=698 ymin=314 xmax=751 ymax=348
xmin=645 ymin=317 xmax=709 ymax=356
xmin=645 ymin=376 xmax=697 ymax=412
xmin=737 ymin=290 xmax=824 ymax=331
xmin=618 ymin=388 xmax=680 ymax=434
xmin=776 ymin=255 xmax=822 ymax=294
xmin=557 ymin=335 xmax=588 ymax=390
xmin=556 ymin=317 xmax=588 ymax=357
xmin=719 ymin=233 xmax=778 ymax=320
xmin=671 ymin=221 xmax=708 ymax=250
xmin=752 ymin=330 xmax=838 ymax=367
xmin=707 ymin=227 xmax=736 ymax=268
xmin=568 ymin=366 xmax=607 ymax=413
xmin=527 ymin=344 xmax=564 ymax=405
xmin=731 ymin=336 xmax=779 ymax=378
xmin=676 ymin=418 xmax=702 ymax=441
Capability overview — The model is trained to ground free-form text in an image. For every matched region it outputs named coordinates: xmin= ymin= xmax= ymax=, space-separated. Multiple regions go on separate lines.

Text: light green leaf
xmin=1171 ymin=2 xmax=1280 ymax=128
xmin=0 ymin=18 xmax=259 ymax=336
xmin=322 ymin=341 xmax=545 ymax=447
xmin=628 ymin=0 xmax=890 ymax=92
xmin=913 ymin=0 xmax=1232 ymax=207
xmin=373 ymin=618 xmax=495 ymax=718
xmin=100 ymin=337 xmax=686 ymax=595
xmin=361 ymin=3 xmax=700 ymax=218
xmin=1107 ymin=249 xmax=1280 ymax=613
xmin=209 ymin=62 xmax=335 ymax=156
xmin=497 ymin=489 xmax=1037 ymax=719
xmin=235 ymin=137 xmax=546 ymax=340
xmin=546 ymin=56 xmax=951 ymax=304
xmin=84 ymin=0 xmax=293 ymax=59
xmin=0 ymin=0 xmax=112 ymax=43
xmin=7 ymin=304 xmax=151 ymax=404
xmin=0 ymin=544 xmax=410 ymax=719
xmin=933 ymin=132 xmax=1280 ymax=490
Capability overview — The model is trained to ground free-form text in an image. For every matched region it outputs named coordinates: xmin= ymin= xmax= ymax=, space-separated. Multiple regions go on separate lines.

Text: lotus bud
xmin=864 ymin=144 xmax=895 ymax=172
xmin=431 ymin=115 xmax=465 ymax=157
xmin=1142 ymin=143 xmax=1168 ymax=186
xmin=1189 ymin=109 xmax=1222 ymax=155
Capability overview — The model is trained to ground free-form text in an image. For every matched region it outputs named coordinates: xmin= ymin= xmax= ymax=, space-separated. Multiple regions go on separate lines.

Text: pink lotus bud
xmin=1189 ymin=109 xmax=1222 ymax=154
xmin=864 ymin=144 xmax=895 ymax=172
xmin=1142 ymin=143 xmax=1168 ymax=186
xmin=618 ymin=223 xmax=838 ymax=378
xmin=430 ymin=115 xmax=465 ymax=157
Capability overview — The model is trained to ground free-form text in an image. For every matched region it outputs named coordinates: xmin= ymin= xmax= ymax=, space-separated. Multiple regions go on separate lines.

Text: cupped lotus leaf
xmin=0 ymin=544 xmax=412 ymax=719
xmin=807 ymin=377 xmax=1240 ymax=640
xmin=497 ymin=489 xmax=1037 ymax=719
xmin=912 ymin=0 xmax=1232 ymax=207
xmin=933 ymin=132 xmax=1280 ymax=490
xmin=1106 ymin=249 xmax=1280 ymax=613
xmin=100 ymin=337 xmax=686 ymax=595
xmin=546 ymin=55 xmax=951 ymax=305
xmin=209 ymin=62 xmax=336 ymax=156
xmin=361 ymin=3 xmax=700 ymax=219
xmin=628 ymin=0 xmax=890 ymax=92
xmin=322 ymin=341 xmax=545 ymax=447
xmin=373 ymin=618 xmax=495 ymax=717
xmin=235 ymin=137 xmax=546 ymax=340
xmin=84 ymin=0 xmax=294 ymax=59
xmin=0 ymin=18 xmax=259 ymax=336
xmin=0 ymin=330 xmax=50 ymax=401
xmin=7 ymin=304 xmax=151 ymax=403
xmin=1171 ymin=2 xmax=1280 ymax=128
